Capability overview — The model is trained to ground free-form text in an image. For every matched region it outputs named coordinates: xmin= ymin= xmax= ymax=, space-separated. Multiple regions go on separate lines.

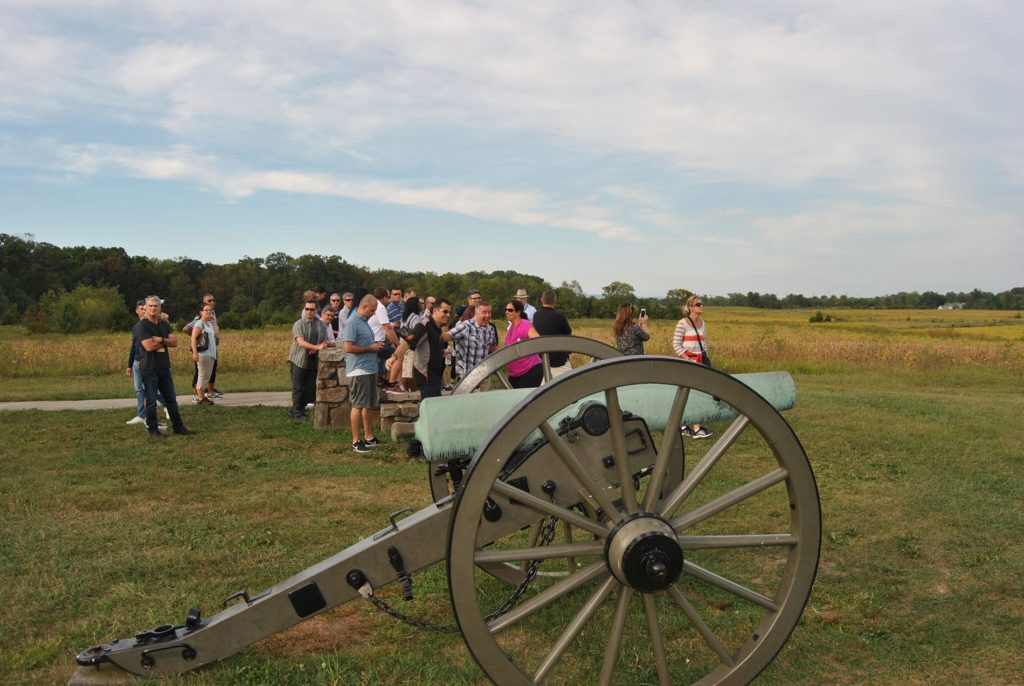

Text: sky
xmin=1 ymin=1 xmax=1022 ymax=298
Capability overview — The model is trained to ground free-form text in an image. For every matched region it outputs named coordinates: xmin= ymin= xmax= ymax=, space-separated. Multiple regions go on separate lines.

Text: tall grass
xmin=0 ymin=308 xmax=1021 ymax=385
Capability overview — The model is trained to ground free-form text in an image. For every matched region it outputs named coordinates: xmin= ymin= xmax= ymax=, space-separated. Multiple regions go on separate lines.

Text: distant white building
xmin=937 ymin=303 xmax=965 ymax=310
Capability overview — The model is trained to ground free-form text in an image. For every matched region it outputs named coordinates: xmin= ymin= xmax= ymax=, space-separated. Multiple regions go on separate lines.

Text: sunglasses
xmin=693 ymin=302 xmax=704 ymax=307
xmin=439 ymin=309 xmax=451 ymax=315
xmin=331 ymin=298 xmax=341 ymax=302
xmin=505 ymin=308 xmax=515 ymax=312
xmin=304 ymin=307 xmax=316 ymax=311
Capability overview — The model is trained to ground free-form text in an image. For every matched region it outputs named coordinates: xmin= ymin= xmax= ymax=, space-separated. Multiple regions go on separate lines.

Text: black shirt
xmin=410 ymin=318 xmax=446 ymax=384
xmin=530 ymin=307 xmax=573 ymax=366
xmin=132 ymin=318 xmax=174 ymax=370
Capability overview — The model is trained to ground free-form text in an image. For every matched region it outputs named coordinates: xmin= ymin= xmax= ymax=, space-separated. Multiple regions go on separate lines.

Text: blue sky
xmin=2 ymin=1 xmax=1021 ymax=297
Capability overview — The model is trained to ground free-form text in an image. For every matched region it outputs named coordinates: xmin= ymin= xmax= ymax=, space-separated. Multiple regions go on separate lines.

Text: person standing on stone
xmin=287 ymin=298 xmax=327 ymax=420
xmin=337 ymin=292 xmax=354 ymax=335
xmin=134 ymin=296 xmax=192 ymax=437
xmin=343 ymin=294 xmax=385 ymax=453
xmin=327 ymin=293 xmax=344 ymax=335
xmin=528 ymin=289 xmax=573 ymax=379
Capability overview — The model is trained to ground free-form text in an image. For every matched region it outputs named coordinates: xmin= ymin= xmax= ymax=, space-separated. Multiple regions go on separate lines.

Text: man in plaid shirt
xmin=449 ymin=301 xmax=498 ymax=381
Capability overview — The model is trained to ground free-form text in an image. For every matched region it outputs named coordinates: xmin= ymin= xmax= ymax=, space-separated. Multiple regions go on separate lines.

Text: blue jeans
xmin=141 ymin=368 xmax=184 ymax=432
xmin=133 ymin=361 xmax=165 ymax=418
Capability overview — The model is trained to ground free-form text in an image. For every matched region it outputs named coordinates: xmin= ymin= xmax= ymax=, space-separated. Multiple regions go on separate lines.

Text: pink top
xmin=504 ymin=319 xmax=542 ymax=377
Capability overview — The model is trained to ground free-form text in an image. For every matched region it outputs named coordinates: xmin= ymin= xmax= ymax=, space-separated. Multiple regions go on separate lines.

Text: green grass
xmin=1 ymin=365 xmax=1022 ymax=684
xmin=1 ymin=311 xmax=1023 ymax=684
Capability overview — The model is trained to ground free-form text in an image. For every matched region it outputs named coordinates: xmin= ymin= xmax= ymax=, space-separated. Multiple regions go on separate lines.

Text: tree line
xmin=1 ymin=234 xmax=1021 ymax=333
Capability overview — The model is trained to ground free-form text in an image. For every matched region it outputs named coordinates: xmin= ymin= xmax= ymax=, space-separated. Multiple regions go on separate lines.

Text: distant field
xmin=0 ymin=308 xmax=1021 ymax=401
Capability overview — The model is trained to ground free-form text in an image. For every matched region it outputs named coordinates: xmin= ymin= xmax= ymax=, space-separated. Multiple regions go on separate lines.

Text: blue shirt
xmin=342 ymin=314 xmax=377 ymax=376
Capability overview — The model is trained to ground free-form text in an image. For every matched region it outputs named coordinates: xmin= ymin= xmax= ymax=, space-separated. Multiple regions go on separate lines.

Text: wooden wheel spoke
xmin=677 ymin=533 xmax=798 ymax=550
xmin=539 ymin=421 xmax=623 ymax=523
xmin=642 ymin=386 xmax=690 ymax=512
xmin=604 ymin=387 xmax=638 ymax=515
xmin=658 ymin=414 xmax=751 ymax=518
xmin=541 ymin=352 xmax=552 ymax=382
xmin=495 ymin=368 xmax=513 ymax=390
xmin=562 ymin=520 xmax=575 ymax=573
xmin=487 ymin=562 xmax=608 ymax=633
xmin=667 ymin=585 xmax=736 ymax=667
xmin=682 ymin=560 xmax=779 ymax=611
xmin=491 ymin=481 xmax=610 ymax=538
xmin=474 ymin=542 xmax=603 ymax=564
xmin=599 ymin=586 xmax=634 ymax=686
xmin=670 ymin=468 xmax=788 ymax=532
xmin=641 ymin=592 xmax=671 ymax=686
xmin=532 ymin=575 xmax=618 ymax=683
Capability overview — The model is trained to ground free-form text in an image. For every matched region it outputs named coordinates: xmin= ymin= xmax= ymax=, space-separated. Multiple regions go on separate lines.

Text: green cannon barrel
xmin=415 ymin=370 xmax=796 ymax=461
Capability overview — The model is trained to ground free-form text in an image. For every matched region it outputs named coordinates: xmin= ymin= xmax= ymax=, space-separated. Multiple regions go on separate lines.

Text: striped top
xmin=672 ymin=317 xmax=707 ymax=362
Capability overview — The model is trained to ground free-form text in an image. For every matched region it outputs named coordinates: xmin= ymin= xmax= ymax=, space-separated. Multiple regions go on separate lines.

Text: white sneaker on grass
xmin=126 ymin=416 xmax=145 ymax=425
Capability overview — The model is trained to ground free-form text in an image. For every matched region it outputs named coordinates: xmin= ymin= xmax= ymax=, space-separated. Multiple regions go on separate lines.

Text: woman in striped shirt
xmin=672 ymin=295 xmax=713 ymax=439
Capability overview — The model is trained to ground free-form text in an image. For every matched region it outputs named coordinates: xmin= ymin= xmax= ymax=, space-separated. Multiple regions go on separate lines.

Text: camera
xmin=639 ymin=308 xmax=647 ymax=318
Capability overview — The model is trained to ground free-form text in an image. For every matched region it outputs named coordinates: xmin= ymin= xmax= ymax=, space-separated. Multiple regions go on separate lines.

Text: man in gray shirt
xmin=287 ymin=298 xmax=327 ymax=419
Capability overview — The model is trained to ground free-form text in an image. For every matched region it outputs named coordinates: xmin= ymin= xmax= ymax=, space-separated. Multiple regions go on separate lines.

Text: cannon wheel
xmin=428 ymin=336 xmax=623 ymax=503
xmin=447 ymin=357 xmax=820 ymax=685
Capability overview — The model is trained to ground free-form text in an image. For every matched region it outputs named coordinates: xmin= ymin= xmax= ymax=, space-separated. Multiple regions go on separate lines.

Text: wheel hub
xmin=605 ymin=515 xmax=683 ymax=592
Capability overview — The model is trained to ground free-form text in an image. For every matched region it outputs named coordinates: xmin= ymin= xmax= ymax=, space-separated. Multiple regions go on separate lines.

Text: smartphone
xmin=639 ymin=308 xmax=647 ymax=317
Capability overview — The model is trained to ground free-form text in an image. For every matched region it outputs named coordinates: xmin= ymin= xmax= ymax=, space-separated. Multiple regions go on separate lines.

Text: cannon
xmin=75 ymin=341 xmax=821 ymax=685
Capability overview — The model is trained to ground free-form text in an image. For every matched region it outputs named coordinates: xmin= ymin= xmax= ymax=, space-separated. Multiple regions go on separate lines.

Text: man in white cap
xmin=515 ymin=288 xmax=536 ymax=321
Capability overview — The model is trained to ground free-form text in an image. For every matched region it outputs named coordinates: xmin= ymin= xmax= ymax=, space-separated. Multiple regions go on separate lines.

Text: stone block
xmin=313 ymin=402 xmax=331 ymax=430
xmin=320 ymin=347 xmax=345 ymax=363
xmin=380 ymin=416 xmax=395 ymax=432
xmin=379 ymin=403 xmax=401 ymax=418
xmin=398 ymin=402 xmax=420 ymax=419
xmin=316 ymin=386 xmax=349 ymax=403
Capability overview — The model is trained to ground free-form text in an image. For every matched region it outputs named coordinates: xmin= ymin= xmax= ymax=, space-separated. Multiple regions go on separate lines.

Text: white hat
xmin=515 ymin=288 xmax=528 ymax=298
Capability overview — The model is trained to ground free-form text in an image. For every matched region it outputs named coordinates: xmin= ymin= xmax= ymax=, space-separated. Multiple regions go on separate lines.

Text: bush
xmin=218 ymin=311 xmax=241 ymax=329
xmin=809 ymin=311 xmax=834 ymax=323
xmin=27 ymin=286 xmax=128 ymax=333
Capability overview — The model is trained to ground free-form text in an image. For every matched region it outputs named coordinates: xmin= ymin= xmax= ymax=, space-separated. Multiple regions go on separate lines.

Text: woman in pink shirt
xmin=503 ymin=300 xmax=543 ymax=388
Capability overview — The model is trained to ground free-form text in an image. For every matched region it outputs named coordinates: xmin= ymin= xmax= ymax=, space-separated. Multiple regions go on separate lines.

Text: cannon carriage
xmin=75 ymin=337 xmax=820 ymax=685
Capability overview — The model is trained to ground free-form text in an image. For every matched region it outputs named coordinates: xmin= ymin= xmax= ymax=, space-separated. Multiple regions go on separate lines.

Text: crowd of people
xmin=126 ymin=285 xmax=715 ymax=447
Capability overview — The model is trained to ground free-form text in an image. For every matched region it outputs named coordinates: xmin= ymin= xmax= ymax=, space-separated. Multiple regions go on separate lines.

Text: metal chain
xmin=359 ymin=512 xmax=561 ymax=634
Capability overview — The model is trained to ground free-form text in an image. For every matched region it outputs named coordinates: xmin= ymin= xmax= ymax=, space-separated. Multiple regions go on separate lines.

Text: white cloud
xmin=1 ymin=1 xmax=1021 ymax=294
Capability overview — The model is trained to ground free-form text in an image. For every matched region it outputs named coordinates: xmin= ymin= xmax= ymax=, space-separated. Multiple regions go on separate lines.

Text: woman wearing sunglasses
xmin=503 ymin=299 xmax=543 ymax=388
xmin=673 ymin=295 xmax=713 ymax=439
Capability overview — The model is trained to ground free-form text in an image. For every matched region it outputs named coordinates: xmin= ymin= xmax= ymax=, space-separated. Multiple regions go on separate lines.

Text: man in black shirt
xmin=389 ymin=298 xmax=453 ymax=399
xmin=530 ymin=289 xmax=573 ymax=379
xmin=133 ymin=296 xmax=192 ymax=437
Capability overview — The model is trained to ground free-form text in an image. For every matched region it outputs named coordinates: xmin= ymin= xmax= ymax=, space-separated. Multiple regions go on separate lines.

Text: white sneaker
xmin=126 ymin=416 xmax=145 ymax=425
xmin=305 ymin=403 xmax=315 ymax=411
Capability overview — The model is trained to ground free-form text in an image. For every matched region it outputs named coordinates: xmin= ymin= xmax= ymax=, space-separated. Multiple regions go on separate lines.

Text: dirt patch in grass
xmin=254 ymin=603 xmax=375 ymax=659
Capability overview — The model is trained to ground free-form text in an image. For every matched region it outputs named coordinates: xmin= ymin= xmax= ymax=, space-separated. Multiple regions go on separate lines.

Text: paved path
xmin=0 ymin=392 xmax=291 ymax=412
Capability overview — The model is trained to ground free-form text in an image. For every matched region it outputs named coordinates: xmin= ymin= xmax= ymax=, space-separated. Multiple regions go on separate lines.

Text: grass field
xmin=1 ymin=309 xmax=1022 ymax=684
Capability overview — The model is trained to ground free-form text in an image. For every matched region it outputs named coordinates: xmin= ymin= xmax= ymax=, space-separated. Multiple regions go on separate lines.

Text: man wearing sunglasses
xmin=134 ymin=296 xmax=193 ymax=437
xmin=387 ymin=298 xmax=454 ymax=399
xmin=287 ymin=298 xmax=328 ymax=419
